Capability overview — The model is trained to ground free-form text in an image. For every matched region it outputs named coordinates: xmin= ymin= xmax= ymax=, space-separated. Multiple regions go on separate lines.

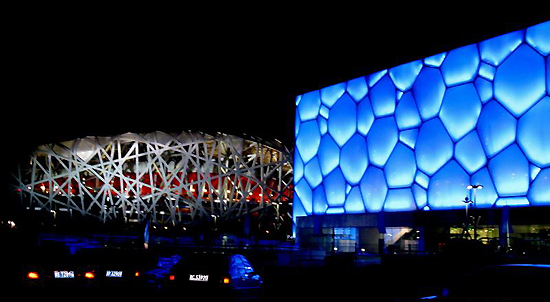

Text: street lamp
xmin=466 ymin=184 xmax=483 ymax=240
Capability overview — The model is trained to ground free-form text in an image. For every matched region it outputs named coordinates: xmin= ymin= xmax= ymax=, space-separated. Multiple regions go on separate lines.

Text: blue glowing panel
xmin=340 ymin=134 xmax=369 ymax=185
xmin=296 ymin=120 xmax=321 ymax=164
xmin=357 ymin=96 xmax=375 ymax=136
xmin=477 ymin=101 xmax=517 ymax=158
xmin=347 ymin=77 xmax=368 ymax=102
xmin=292 ymin=194 xmax=306 ymax=224
xmin=312 ymin=185 xmax=328 ymax=215
xmin=495 ymin=197 xmax=530 ymax=207
xmin=384 ymin=188 xmax=416 ymax=212
xmin=470 ymin=168 xmax=498 ymax=208
xmin=384 ymin=143 xmax=416 ymax=188
xmin=370 ymin=75 xmax=396 ymax=117
xmin=293 ymin=148 xmax=303 ymax=184
xmin=323 ymin=168 xmax=346 ymax=207
xmin=295 ymin=108 xmax=300 ymax=137
xmin=416 ymin=118 xmax=453 ymax=176
xmin=494 ymin=44 xmax=546 ymax=117
xmin=454 ymin=131 xmax=487 ymax=174
xmin=321 ymin=83 xmax=346 ymax=108
xmin=319 ymin=105 xmax=329 ymax=119
xmin=413 ymin=67 xmax=446 ymax=120
xmin=488 ymin=144 xmax=529 ymax=197
xmin=517 ymin=97 xmax=550 ymax=167
xmin=474 ymin=77 xmax=493 ymax=104
xmin=528 ymin=168 xmax=550 ymax=206
xmin=328 ymin=93 xmax=357 ymax=147
xmin=368 ymin=70 xmax=387 ymax=87
xmin=415 ymin=170 xmax=429 ymax=189
xmin=389 ymin=60 xmax=423 ymax=91
xmin=478 ymin=63 xmax=496 ymax=80
xmin=345 ymin=186 xmax=366 ymax=214
xmin=412 ymin=184 xmax=427 ymax=209
xmin=547 ymin=56 xmax=550 ymax=94
xmin=297 ymin=90 xmax=320 ymax=121
xmin=526 ymin=21 xmax=550 ymax=55
xmin=399 ymin=129 xmax=418 ymax=150
xmin=428 ymin=160 xmax=470 ymax=210
xmin=441 ymin=44 xmax=480 ymax=86
xmin=318 ymin=116 xmax=327 ymax=135
xmin=325 ymin=207 xmax=345 ymax=214
xmin=294 ymin=179 xmax=313 ymax=215
xmin=479 ymin=30 xmax=524 ymax=66
xmin=531 ymin=165 xmax=541 ymax=181
xmin=424 ymin=52 xmax=446 ymax=67
xmin=318 ymin=134 xmax=340 ymax=176
xmin=304 ymin=156 xmax=323 ymax=188
xmin=395 ymin=92 xmax=421 ymax=130
xmin=359 ymin=167 xmax=387 ymax=213
xmin=367 ymin=117 xmax=398 ymax=167
xmin=439 ymin=83 xmax=482 ymax=141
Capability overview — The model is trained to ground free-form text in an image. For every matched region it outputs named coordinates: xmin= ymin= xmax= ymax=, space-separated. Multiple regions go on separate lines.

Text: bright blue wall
xmin=293 ymin=21 xmax=550 ymax=221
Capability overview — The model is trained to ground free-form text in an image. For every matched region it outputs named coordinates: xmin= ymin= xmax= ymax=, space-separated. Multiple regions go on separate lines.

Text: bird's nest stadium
xmin=11 ymin=131 xmax=293 ymax=226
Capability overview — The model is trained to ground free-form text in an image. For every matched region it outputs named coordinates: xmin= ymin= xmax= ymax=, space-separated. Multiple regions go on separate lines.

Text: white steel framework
xmin=13 ymin=131 xmax=293 ymax=225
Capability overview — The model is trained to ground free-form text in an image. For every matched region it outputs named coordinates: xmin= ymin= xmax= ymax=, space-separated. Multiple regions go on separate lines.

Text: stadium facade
xmin=13 ymin=131 xmax=293 ymax=228
xmin=293 ymin=21 xmax=550 ymax=254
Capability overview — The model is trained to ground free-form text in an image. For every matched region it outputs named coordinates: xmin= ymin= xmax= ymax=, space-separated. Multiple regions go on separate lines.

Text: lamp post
xmin=466 ymin=185 xmax=483 ymax=240
xmin=462 ymin=197 xmax=473 ymax=239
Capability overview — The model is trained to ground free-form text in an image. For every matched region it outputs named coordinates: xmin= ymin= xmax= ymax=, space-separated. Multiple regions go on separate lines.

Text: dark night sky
xmin=4 ymin=11 xmax=548 ymax=162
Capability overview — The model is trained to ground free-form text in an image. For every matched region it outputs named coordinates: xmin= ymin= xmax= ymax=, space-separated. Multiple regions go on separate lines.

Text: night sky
xmin=4 ymin=13 xmax=547 ymax=163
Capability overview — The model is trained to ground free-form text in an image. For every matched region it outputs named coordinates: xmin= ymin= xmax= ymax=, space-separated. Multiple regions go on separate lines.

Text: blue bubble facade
xmin=293 ymin=21 xmax=550 ymax=221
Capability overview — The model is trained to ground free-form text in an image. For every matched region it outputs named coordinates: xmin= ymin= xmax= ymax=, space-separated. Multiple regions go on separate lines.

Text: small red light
xmin=27 ymin=271 xmax=40 ymax=279
xmin=135 ymin=271 xmax=140 ymax=277
xmin=84 ymin=271 xmax=95 ymax=279
xmin=169 ymin=275 xmax=175 ymax=281
xmin=223 ymin=277 xmax=230 ymax=284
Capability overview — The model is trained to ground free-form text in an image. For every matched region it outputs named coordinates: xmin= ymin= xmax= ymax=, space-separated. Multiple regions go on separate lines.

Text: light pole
xmin=466 ymin=184 xmax=483 ymax=240
xmin=462 ymin=197 xmax=473 ymax=239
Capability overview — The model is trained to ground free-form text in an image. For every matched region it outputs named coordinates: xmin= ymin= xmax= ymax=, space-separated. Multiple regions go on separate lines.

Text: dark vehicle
xmin=164 ymin=252 xmax=263 ymax=301
xmin=439 ymin=264 xmax=550 ymax=301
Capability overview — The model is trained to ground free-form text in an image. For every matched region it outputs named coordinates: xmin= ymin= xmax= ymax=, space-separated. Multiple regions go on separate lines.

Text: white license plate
xmin=189 ymin=274 xmax=209 ymax=282
xmin=106 ymin=270 xmax=123 ymax=277
xmin=54 ymin=270 xmax=75 ymax=279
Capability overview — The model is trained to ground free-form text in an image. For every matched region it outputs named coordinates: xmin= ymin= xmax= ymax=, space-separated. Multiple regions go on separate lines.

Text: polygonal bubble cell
xmin=494 ymin=44 xmax=546 ymax=117
xmin=367 ymin=117 xmax=398 ymax=167
xmin=294 ymin=179 xmax=313 ymax=215
xmin=293 ymin=148 xmax=304 ymax=183
xmin=439 ymin=83 xmax=482 ymax=141
xmin=528 ymin=168 xmax=550 ymax=206
xmin=479 ymin=29 xmax=523 ymax=66
xmin=359 ymin=166 xmax=387 ymax=213
xmin=298 ymin=90 xmax=321 ymax=121
xmin=295 ymin=119 xmax=321 ymax=164
xmin=347 ymin=77 xmax=368 ymax=102
xmin=441 ymin=44 xmax=480 ymax=86
xmin=477 ymin=101 xmax=517 ymax=158
xmin=488 ymin=144 xmax=529 ymax=197
xmin=357 ymin=96 xmax=375 ymax=136
xmin=384 ymin=143 xmax=416 ymax=188
xmin=526 ymin=21 xmax=550 ymax=56
xmin=413 ymin=67 xmax=446 ymax=120
xmin=328 ymin=93 xmax=357 ymax=147
xmin=424 ymin=52 xmax=446 ymax=67
xmin=323 ymin=168 xmax=347 ymax=207
xmin=415 ymin=118 xmax=453 ymax=176
xmin=517 ymin=97 xmax=550 ymax=167
xmin=304 ymin=156 xmax=323 ymax=188
xmin=399 ymin=129 xmax=418 ymax=150
xmin=470 ymin=168 xmax=498 ymax=208
xmin=312 ymin=185 xmax=328 ymax=215
xmin=370 ymin=75 xmax=396 ymax=117
xmin=344 ymin=186 xmax=365 ymax=214
xmin=340 ymin=134 xmax=369 ymax=185
xmin=455 ymin=131 xmax=487 ymax=174
xmin=412 ymin=184 xmax=427 ymax=209
xmin=384 ymin=188 xmax=416 ymax=212
xmin=292 ymin=194 xmax=307 ymax=223
xmin=474 ymin=77 xmax=493 ymax=104
xmin=321 ymin=83 xmax=346 ymax=108
xmin=428 ymin=160 xmax=470 ymax=210
xmin=389 ymin=60 xmax=423 ymax=91
xmin=395 ymin=92 xmax=421 ymax=130
xmin=318 ymin=134 xmax=340 ymax=176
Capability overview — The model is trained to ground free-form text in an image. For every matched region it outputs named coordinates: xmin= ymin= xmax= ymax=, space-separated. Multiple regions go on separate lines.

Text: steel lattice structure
xmin=13 ymin=131 xmax=293 ymax=225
